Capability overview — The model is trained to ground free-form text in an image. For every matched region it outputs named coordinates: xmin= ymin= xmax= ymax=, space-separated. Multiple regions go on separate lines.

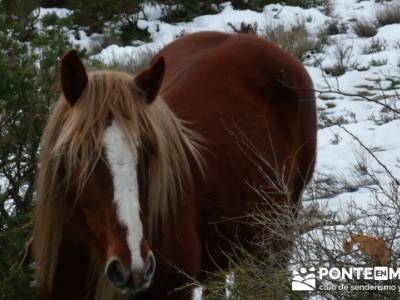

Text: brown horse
xmin=33 ymin=31 xmax=316 ymax=300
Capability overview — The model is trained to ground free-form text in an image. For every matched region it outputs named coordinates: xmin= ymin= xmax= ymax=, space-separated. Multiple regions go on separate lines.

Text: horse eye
xmin=141 ymin=137 xmax=155 ymax=157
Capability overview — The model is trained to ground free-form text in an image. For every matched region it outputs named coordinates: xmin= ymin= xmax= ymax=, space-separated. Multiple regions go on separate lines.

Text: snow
xmin=93 ymin=43 xmax=158 ymax=65
xmin=35 ymin=7 xmax=73 ymax=19
xmin=333 ymin=0 xmax=379 ymax=21
xmin=68 ymin=30 xmax=93 ymax=50
xmin=376 ymin=24 xmax=400 ymax=46
xmin=140 ymin=4 xmax=165 ymax=21
xmin=90 ymin=2 xmax=330 ymax=63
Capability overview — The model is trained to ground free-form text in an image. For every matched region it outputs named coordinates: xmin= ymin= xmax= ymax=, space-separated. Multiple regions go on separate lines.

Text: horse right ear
xmin=61 ymin=50 xmax=88 ymax=106
xmin=134 ymin=56 xmax=165 ymax=104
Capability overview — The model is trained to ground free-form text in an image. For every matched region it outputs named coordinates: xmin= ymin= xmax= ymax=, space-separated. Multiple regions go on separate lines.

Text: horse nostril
xmin=143 ymin=253 xmax=156 ymax=281
xmin=105 ymin=255 xmax=155 ymax=291
xmin=105 ymin=258 xmax=130 ymax=287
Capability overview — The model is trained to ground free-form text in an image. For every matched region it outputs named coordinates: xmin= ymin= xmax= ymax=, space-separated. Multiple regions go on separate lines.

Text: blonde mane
xmin=33 ymin=69 xmax=202 ymax=296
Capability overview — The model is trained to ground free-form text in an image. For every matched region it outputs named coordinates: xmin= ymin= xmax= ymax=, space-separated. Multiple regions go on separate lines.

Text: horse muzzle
xmin=105 ymin=253 xmax=156 ymax=293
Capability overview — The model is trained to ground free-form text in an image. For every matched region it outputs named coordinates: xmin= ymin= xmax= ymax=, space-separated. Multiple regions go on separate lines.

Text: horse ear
xmin=61 ymin=50 xmax=88 ymax=106
xmin=134 ymin=56 xmax=165 ymax=104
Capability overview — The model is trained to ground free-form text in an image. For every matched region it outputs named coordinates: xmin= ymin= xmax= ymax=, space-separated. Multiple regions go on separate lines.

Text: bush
xmin=263 ymin=22 xmax=324 ymax=61
xmin=203 ymin=104 xmax=400 ymax=298
xmin=324 ymin=43 xmax=358 ymax=76
xmin=369 ymin=58 xmax=388 ymax=67
xmin=197 ymin=130 xmax=307 ymax=299
xmin=352 ymin=19 xmax=377 ymax=37
xmin=90 ymin=47 xmax=155 ymax=74
xmin=228 ymin=22 xmax=258 ymax=34
xmin=231 ymin=0 xmax=329 ymax=11
xmin=52 ymin=0 xmax=152 ymax=46
xmin=159 ymin=0 xmax=224 ymax=23
xmin=0 ymin=3 xmax=82 ymax=299
xmin=361 ymin=38 xmax=387 ymax=54
xmin=68 ymin=0 xmax=145 ymax=33
xmin=324 ymin=20 xmax=347 ymax=35
xmin=376 ymin=3 xmax=400 ymax=27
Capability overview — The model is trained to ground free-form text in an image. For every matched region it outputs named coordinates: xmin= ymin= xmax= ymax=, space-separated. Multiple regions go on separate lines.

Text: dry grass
xmin=203 ymin=84 xmax=400 ymax=299
xmin=361 ymin=37 xmax=387 ymax=54
xmin=376 ymin=3 xmax=400 ymax=27
xmin=228 ymin=22 xmax=258 ymax=34
xmin=352 ymin=19 xmax=378 ymax=37
xmin=324 ymin=43 xmax=359 ymax=77
xmin=321 ymin=0 xmax=334 ymax=17
xmin=201 ymin=155 xmax=307 ymax=299
xmin=262 ymin=22 xmax=324 ymax=61
xmin=323 ymin=20 xmax=347 ymax=35
xmin=203 ymin=152 xmax=400 ymax=299
xmin=89 ymin=48 xmax=156 ymax=74
xmin=228 ymin=20 xmax=325 ymax=61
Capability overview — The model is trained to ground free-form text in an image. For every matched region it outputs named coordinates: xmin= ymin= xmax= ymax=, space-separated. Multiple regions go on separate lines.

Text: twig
xmin=314 ymin=88 xmax=400 ymax=114
xmin=338 ymin=124 xmax=400 ymax=186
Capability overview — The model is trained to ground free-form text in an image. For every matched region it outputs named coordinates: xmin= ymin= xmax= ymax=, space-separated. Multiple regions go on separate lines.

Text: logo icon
xmin=292 ymin=267 xmax=316 ymax=291
xmin=374 ymin=267 xmax=388 ymax=280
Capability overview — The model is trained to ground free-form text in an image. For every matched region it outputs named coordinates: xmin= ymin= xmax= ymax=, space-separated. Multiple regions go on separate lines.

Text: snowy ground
xmin=38 ymin=0 xmax=400 ymax=298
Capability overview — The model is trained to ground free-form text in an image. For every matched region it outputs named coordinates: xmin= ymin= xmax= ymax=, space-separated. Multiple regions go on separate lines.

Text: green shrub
xmin=68 ymin=0 xmax=141 ymax=32
xmin=158 ymin=0 xmax=224 ymax=23
xmin=230 ymin=0 xmax=329 ymax=11
xmin=0 ymin=3 xmax=82 ymax=299
xmin=369 ymin=58 xmax=388 ymax=66
xmin=228 ymin=22 xmax=258 ymax=34
xmin=158 ymin=0 xmax=330 ymax=22
xmin=324 ymin=20 xmax=347 ymax=35
xmin=65 ymin=0 xmax=150 ymax=45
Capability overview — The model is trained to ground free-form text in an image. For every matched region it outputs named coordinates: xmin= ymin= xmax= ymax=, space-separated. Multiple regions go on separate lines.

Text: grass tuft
xmin=262 ymin=22 xmax=324 ymax=61
xmin=361 ymin=38 xmax=387 ymax=54
xmin=376 ymin=3 xmax=400 ymax=27
xmin=352 ymin=19 xmax=378 ymax=37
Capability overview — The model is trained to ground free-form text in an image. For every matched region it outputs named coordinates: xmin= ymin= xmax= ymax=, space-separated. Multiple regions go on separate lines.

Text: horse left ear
xmin=134 ymin=57 xmax=165 ymax=104
xmin=61 ymin=50 xmax=88 ymax=106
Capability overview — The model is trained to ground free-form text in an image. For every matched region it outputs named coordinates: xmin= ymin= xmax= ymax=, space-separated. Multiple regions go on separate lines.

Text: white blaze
xmin=103 ymin=121 xmax=144 ymax=270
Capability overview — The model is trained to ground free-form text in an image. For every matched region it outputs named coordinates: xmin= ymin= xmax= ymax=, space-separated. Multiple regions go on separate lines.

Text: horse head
xmin=60 ymin=50 xmax=164 ymax=294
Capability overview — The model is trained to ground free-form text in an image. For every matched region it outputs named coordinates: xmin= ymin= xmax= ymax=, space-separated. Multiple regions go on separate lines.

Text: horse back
xmin=157 ymin=31 xmax=316 ymax=190
xmin=154 ymin=31 xmax=316 ymax=273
